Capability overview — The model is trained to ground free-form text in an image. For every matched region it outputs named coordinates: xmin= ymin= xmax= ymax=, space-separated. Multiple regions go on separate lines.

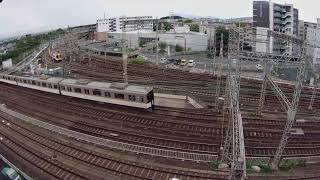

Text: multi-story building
xmin=253 ymin=1 xmax=299 ymax=55
xmin=97 ymin=16 xmax=154 ymax=33
xmin=304 ymin=19 xmax=320 ymax=65
xmin=298 ymin=20 xmax=317 ymax=40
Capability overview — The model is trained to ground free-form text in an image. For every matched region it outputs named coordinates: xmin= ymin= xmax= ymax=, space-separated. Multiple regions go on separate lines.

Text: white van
xmin=188 ymin=60 xmax=195 ymax=67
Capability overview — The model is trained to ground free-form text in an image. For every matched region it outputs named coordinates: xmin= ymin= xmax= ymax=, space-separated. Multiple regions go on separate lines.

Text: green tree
xmin=215 ymin=26 xmax=229 ymax=56
xmin=175 ymin=44 xmax=183 ymax=52
xmin=159 ymin=42 xmax=167 ymax=52
xmin=189 ymin=24 xmax=199 ymax=32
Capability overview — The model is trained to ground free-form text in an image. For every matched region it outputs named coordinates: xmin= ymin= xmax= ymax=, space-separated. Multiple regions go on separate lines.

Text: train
xmin=0 ymin=74 xmax=154 ymax=109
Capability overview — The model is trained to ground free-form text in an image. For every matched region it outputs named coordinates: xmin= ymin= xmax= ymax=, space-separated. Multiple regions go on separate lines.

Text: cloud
xmin=0 ymin=0 xmax=319 ymax=38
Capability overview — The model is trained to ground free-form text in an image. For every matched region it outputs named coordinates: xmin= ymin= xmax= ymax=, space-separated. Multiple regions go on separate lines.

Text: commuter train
xmin=0 ymin=74 xmax=154 ymax=109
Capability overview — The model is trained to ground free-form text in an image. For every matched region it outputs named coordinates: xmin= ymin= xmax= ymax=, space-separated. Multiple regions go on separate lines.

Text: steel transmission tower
xmin=221 ymin=27 xmax=246 ymax=180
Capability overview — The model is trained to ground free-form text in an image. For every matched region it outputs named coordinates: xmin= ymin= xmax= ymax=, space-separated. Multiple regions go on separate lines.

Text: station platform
xmin=154 ymin=93 xmax=203 ymax=109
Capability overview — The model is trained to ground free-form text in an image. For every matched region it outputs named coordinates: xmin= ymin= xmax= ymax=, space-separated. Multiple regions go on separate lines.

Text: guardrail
xmin=0 ymin=105 xmax=217 ymax=162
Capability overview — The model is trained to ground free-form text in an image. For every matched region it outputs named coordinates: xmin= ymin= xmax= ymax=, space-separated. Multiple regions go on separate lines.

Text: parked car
xmin=188 ymin=60 xmax=195 ymax=67
xmin=160 ymin=58 xmax=167 ymax=63
xmin=180 ymin=59 xmax=188 ymax=66
xmin=173 ymin=59 xmax=181 ymax=65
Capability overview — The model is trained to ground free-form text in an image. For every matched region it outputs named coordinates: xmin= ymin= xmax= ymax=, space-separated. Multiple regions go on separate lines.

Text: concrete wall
xmin=107 ymin=31 xmax=208 ymax=51
xmin=254 ymin=27 xmax=269 ymax=53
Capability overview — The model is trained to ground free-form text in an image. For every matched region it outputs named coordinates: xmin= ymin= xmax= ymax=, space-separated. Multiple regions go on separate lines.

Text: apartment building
xmin=97 ymin=16 xmax=154 ymax=33
xmin=298 ymin=20 xmax=317 ymax=40
xmin=253 ymin=1 xmax=299 ymax=55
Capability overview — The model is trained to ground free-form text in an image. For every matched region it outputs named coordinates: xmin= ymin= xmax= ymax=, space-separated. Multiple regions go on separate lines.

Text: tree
xmin=215 ymin=26 xmax=229 ymax=56
xmin=184 ymin=19 xmax=193 ymax=24
xmin=175 ymin=44 xmax=183 ymax=52
xmin=190 ymin=24 xmax=199 ymax=32
xmin=159 ymin=42 xmax=167 ymax=52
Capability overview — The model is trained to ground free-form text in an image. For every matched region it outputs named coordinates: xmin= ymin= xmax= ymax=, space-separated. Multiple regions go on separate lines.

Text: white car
xmin=256 ymin=64 xmax=263 ymax=70
xmin=188 ymin=60 xmax=195 ymax=67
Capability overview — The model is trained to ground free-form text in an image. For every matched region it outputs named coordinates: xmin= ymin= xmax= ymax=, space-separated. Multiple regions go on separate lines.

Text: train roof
xmin=60 ymin=78 xmax=153 ymax=94
xmin=17 ymin=75 xmax=64 ymax=83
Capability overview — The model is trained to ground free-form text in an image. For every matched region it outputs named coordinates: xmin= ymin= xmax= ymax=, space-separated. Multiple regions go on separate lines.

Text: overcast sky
xmin=0 ymin=0 xmax=319 ymax=38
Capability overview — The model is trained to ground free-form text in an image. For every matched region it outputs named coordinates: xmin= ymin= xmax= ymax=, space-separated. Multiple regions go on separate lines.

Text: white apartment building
xmin=97 ymin=16 xmax=154 ymax=33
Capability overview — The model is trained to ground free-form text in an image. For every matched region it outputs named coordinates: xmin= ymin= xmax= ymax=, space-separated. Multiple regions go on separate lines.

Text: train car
xmin=15 ymin=76 xmax=63 ymax=94
xmin=0 ymin=74 xmax=17 ymax=85
xmin=59 ymin=79 xmax=154 ymax=109
xmin=0 ymin=73 xmax=154 ymax=109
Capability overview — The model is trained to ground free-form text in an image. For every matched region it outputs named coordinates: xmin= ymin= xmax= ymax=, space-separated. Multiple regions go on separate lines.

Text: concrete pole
xmin=156 ymin=18 xmax=159 ymax=66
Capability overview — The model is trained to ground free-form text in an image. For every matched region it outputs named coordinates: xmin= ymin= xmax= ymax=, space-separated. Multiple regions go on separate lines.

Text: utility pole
xmin=215 ymin=33 xmax=223 ymax=110
xmin=270 ymin=40 xmax=306 ymax=169
xmin=122 ymin=16 xmax=128 ymax=84
xmin=221 ymin=27 xmax=245 ymax=180
xmin=156 ymin=17 xmax=159 ymax=66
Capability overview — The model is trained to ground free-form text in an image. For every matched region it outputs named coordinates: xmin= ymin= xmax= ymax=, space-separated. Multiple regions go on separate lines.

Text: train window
xmin=141 ymin=97 xmax=144 ymax=102
xmin=67 ymin=87 xmax=72 ymax=92
xmin=36 ymin=82 xmax=40 ymax=86
xmin=61 ymin=86 xmax=65 ymax=90
xmin=32 ymin=81 xmax=36 ymax=85
xmin=42 ymin=83 xmax=47 ymax=87
xmin=93 ymin=89 xmax=101 ymax=96
xmin=74 ymin=88 xmax=82 ymax=93
xmin=23 ymin=80 xmax=27 ymax=83
xmin=105 ymin=92 xmax=111 ymax=97
xmin=84 ymin=89 xmax=90 ymax=94
xmin=54 ymin=85 xmax=58 ymax=89
xmin=48 ymin=84 xmax=52 ymax=89
xmin=115 ymin=93 xmax=124 ymax=99
xmin=129 ymin=95 xmax=136 ymax=101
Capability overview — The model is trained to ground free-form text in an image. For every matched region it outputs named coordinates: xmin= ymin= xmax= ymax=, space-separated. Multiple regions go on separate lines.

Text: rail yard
xmin=1 ymin=4 xmax=320 ymax=179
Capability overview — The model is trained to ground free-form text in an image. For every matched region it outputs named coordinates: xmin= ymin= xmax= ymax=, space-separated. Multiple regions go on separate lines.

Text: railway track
xmin=0 ymin=111 xmax=228 ymax=180
xmin=1 ymin=83 xmax=320 ymax=159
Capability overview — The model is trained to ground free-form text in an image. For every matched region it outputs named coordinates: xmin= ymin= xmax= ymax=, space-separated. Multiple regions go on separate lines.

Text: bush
xmin=208 ymin=160 xmax=220 ymax=170
xmin=260 ymin=164 xmax=272 ymax=173
xmin=279 ymin=159 xmax=306 ymax=171
xmin=129 ymin=58 xmax=145 ymax=65
xmin=248 ymin=112 xmax=258 ymax=117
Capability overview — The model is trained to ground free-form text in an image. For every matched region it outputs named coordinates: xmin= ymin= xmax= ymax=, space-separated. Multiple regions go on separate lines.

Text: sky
xmin=0 ymin=0 xmax=319 ymax=38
